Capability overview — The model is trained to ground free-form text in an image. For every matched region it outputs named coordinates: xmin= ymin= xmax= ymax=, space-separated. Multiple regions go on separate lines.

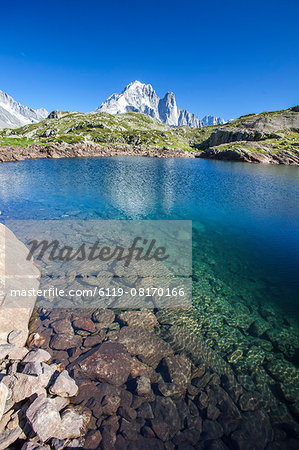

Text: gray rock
xmin=0 ymin=382 xmax=8 ymax=421
xmin=49 ymin=396 xmax=70 ymax=412
xmin=2 ymin=372 xmax=45 ymax=403
xmin=22 ymin=362 xmax=56 ymax=388
xmin=79 ymin=342 xmax=132 ymax=386
xmin=49 ymin=370 xmax=78 ymax=397
xmin=0 ymin=425 xmax=24 ymax=450
xmin=7 ymin=346 xmax=28 ymax=360
xmin=0 ymin=344 xmax=15 ymax=359
xmin=22 ymin=349 xmax=51 ymax=364
xmin=55 ymin=407 xmax=84 ymax=440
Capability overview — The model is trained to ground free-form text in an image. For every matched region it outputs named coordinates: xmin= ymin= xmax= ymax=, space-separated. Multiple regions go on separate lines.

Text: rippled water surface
xmin=1 ymin=157 xmax=298 ymax=313
xmin=0 ymin=156 xmax=298 ymax=426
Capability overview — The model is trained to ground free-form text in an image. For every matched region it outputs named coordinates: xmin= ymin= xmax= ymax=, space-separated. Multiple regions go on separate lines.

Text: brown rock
xmin=50 ymin=333 xmax=82 ymax=350
xmin=130 ymin=357 xmax=158 ymax=382
xmin=101 ymin=428 xmax=116 ymax=450
xmin=84 ymin=331 xmax=105 ymax=348
xmin=118 ymin=311 xmax=158 ymax=330
xmin=27 ymin=332 xmax=46 ymax=348
xmin=102 ymin=394 xmax=121 ymax=415
xmin=73 ymin=317 xmax=96 ymax=333
xmin=102 ymin=415 xmax=120 ymax=433
xmin=109 ymin=326 xmax=173 ymax=368
xmin=150 ymin=419 xmax=170 ymax=441
xmin=162 ymin=354 xmax=191 ymax=387
xmin=118 ymin=406 xmax=137 ymax=422
xmin=92 ymin=309 xmax=115 ymax=327
xmin=84 ymin=430 xmax=102 ymax=449
xmin=51 ymin=319 xmax=73 ymax=334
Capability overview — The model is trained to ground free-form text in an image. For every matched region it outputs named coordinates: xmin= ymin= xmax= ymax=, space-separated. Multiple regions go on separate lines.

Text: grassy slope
xmin=0 ymin=107 xmax=298 ymax=153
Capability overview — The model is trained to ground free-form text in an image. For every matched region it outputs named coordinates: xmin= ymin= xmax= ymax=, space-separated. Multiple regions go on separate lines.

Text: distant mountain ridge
xmin=0 ymin=90 xmax=48 ymax=129
xmin=96 ymin=81 xmax=225 ymax=127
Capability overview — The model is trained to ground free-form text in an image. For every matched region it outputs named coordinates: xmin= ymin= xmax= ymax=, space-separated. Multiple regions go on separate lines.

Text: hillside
xmin=0 ymin=106 xmax=298 ymax=164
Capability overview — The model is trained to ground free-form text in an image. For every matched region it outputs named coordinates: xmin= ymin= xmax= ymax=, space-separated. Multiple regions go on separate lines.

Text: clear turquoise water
xmin=1 ymin=156 xmax=299 ymax=426
xmin=0 ymin=156 xmax=298 ymax=317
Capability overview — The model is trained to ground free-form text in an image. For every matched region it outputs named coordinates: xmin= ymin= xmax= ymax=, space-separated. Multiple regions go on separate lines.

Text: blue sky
xmin=0 ymin=0 xmax=298 ymax=120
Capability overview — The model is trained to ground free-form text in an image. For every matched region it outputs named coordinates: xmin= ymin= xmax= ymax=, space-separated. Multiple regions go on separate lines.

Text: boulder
xmin=21 ymin=443 xmax=50 ymax=449
xmin=83 ymin=430 xmax=102 ymax=449
xmin=2 ymin=372 xmax=45 ymax=403
xmin=91 ymin=309 xmax=115 ymax=327
xmin=79 ymin=342 xmax=132 ymax=386
xmin=55 ymin=407 xmax=85 ymax=440
xmin=22 ymin=349 xmax=51 ymax=364
xmin=22 ymin=362 xmax=56 ymax=388
xmin=7 ymin=346 xmax=29 ymax=360
xmin=130 ymin=357 xmax=157 ymax=382
xmin=26 ymin=395 xmax=61 ymax=442
xmin=49 ymin=370 xmax=78 ymax=397
xmin=152 ymin=397 xmax=181 ymax=438
xmin=162 ymin=354 xmax=191 ymax=387
xmin=0 ymin=223 xmax=40 ymax=347
xmin=50 ymin=333 xmax=82 ymax=351
xmin=118 ymin=311 xmax=158 ymax=330
xmin=109 ymin=326 xmax=173 ymax=368
xmin=202 ymin=420 xmax=224 ymax=440
xmin=51 ymin=319 xmax=74 ymax=335
xmin=8 ymin=329 xmax=26 ymax=347
xmin=72 ymin=317 xmax=96 ymax=333
xmin=0 ymin=344 xmax=15 ymax=359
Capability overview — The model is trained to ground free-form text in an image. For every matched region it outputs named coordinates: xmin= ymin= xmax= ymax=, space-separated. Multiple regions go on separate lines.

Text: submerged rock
xmin=79 ymin=342 xmax=132 ymax=386
xmin=118 ymin=311 xmax=158 ymax=330
xmin=109 ymin=326 xmax=173 ymax=368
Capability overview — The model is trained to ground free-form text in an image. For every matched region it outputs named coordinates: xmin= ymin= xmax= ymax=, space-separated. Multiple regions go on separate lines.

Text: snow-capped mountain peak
xmin=96 ymin=81 xmax=225 ymax=127
xmin=0 ymin=90 xmax=48 ymax=129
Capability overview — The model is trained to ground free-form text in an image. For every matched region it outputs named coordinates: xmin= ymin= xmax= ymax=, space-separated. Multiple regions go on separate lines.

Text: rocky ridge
xmin=0 ymin=90 xmax=48 ymax=130
xmin=96 ymin=81 xmax=225 ymax=127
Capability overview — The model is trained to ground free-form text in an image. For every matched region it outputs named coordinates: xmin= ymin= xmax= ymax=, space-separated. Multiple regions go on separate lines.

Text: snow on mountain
xmin=0 ymin=90 xmax=48 ymax=129
xmin=96 ymin=81 xmax=225 ymax=127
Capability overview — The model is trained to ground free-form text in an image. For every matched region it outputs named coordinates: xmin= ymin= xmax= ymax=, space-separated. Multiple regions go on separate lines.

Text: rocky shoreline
xmin=0 ymin=224 xmax=89 ymax=449
xmin=24 ymin=306 xmax=298 ymax=450
xmin=0 ymin=142 xmax=298 ymax=164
